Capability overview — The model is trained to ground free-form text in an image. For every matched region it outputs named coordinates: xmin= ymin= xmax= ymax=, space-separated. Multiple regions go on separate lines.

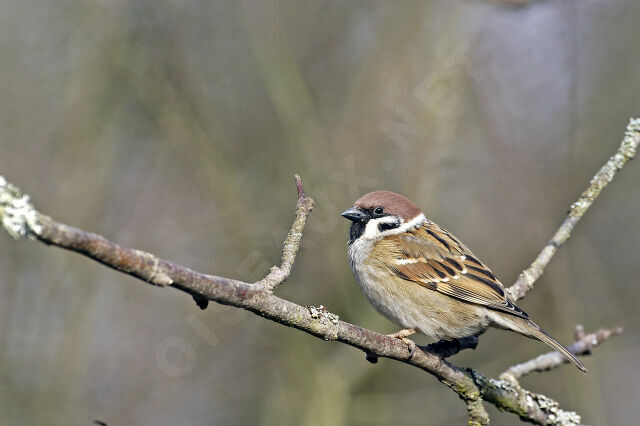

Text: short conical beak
xmin=341 ymin=207 xmax=366 ymax=223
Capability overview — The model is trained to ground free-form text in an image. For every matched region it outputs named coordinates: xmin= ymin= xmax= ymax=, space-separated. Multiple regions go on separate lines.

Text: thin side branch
xmin=257 ymin=175 xmax=314 ymax=291
xmin=508 ymin=117 xmax=640 ymax=300
xmin=501 ymin=325 xmax=623 ymax=380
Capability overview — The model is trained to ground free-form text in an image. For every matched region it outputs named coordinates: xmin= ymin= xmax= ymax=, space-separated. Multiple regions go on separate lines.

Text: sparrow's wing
xmin=377 ymin=222 xmax=529 ymax=319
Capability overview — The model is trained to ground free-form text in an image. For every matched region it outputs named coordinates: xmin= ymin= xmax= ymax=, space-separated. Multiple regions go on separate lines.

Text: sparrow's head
xmin=341 ymin=191 xmax=425 ymax=243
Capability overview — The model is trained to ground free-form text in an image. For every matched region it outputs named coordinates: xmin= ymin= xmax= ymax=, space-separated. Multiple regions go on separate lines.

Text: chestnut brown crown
xmin=354 ymin=191 xmax=422 ymax=222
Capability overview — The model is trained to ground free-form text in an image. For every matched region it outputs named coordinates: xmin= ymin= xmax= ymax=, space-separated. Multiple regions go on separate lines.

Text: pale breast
xmin=348 ymin=237 xmax=490 ymax=342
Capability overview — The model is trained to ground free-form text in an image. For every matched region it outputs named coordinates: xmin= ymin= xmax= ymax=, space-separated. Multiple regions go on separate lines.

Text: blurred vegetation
xmin=1 ymin=1 xmax=639 ymax=425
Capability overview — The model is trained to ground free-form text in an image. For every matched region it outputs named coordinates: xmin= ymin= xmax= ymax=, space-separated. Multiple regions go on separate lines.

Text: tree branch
xmin=508 ymin=117 xmax=640 ymax=300
xmin=1 ymin=118 xmax=638 ymax=425
xmin=256 ymin=174 xmax=314 ymax=291
xmin=501 ymin=325 xmax=623 ymax=380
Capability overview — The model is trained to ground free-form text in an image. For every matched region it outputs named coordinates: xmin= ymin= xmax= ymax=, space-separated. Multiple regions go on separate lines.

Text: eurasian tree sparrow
xmin=342 ymin=190 xmax=585 ymax=372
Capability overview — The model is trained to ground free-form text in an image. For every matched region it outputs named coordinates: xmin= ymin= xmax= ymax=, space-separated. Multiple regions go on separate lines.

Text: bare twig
xmin=508 ymin=118 xmax=640 ymax=300
xmin=501 ymin=326 xmax=623 ymax=380
xmin=257 ymin=175 xmax=314 ymax=291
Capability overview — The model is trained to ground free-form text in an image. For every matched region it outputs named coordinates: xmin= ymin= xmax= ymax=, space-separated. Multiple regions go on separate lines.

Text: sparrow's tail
xmin=526 ymin=322 xmax=586 ymax=373
xmin=491 ymin=315 xmax=586 ymax=373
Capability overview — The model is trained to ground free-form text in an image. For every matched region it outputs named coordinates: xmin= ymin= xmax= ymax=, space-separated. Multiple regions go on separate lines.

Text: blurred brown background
xmin=1 ymin=1 xmax=639 ymax=425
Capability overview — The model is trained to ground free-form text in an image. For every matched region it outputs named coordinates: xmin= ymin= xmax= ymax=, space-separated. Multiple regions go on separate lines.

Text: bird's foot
xmin=387 ymin=328 xmax=418 ymax=360
xmin=365 ymin=328 xmax=418 ymax=363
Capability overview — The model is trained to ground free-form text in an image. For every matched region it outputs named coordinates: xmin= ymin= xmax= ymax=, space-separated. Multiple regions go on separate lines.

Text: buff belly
xmin=349 ymin=246 xmax=490 ymax=342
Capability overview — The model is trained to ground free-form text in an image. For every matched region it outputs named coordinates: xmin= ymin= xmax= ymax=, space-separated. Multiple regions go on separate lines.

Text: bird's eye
xmin=373 ymin=207 xmax=384 ymax=216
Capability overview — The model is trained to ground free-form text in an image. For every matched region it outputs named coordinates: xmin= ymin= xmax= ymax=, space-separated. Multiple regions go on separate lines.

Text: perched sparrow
xmin=342 ymin=191 xmax=585 ymax=372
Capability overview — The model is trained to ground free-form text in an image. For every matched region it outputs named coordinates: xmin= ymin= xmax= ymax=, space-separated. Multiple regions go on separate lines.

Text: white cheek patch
xmin=362 ymin=213 xmax=426 ymax=240
xmin=396 ymin=213 xmax=426 ymax=233
xmin=363 ymin=216 xmax=398 ymax=239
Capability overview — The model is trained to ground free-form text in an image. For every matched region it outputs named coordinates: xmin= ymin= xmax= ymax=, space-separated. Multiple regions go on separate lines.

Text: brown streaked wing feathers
xmin=378 ymin=222 xmax=529 ymax=319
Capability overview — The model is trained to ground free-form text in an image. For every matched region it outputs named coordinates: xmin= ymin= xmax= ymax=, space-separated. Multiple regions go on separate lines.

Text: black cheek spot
xmin=378 ymin=220 xmax=400 ymax=232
